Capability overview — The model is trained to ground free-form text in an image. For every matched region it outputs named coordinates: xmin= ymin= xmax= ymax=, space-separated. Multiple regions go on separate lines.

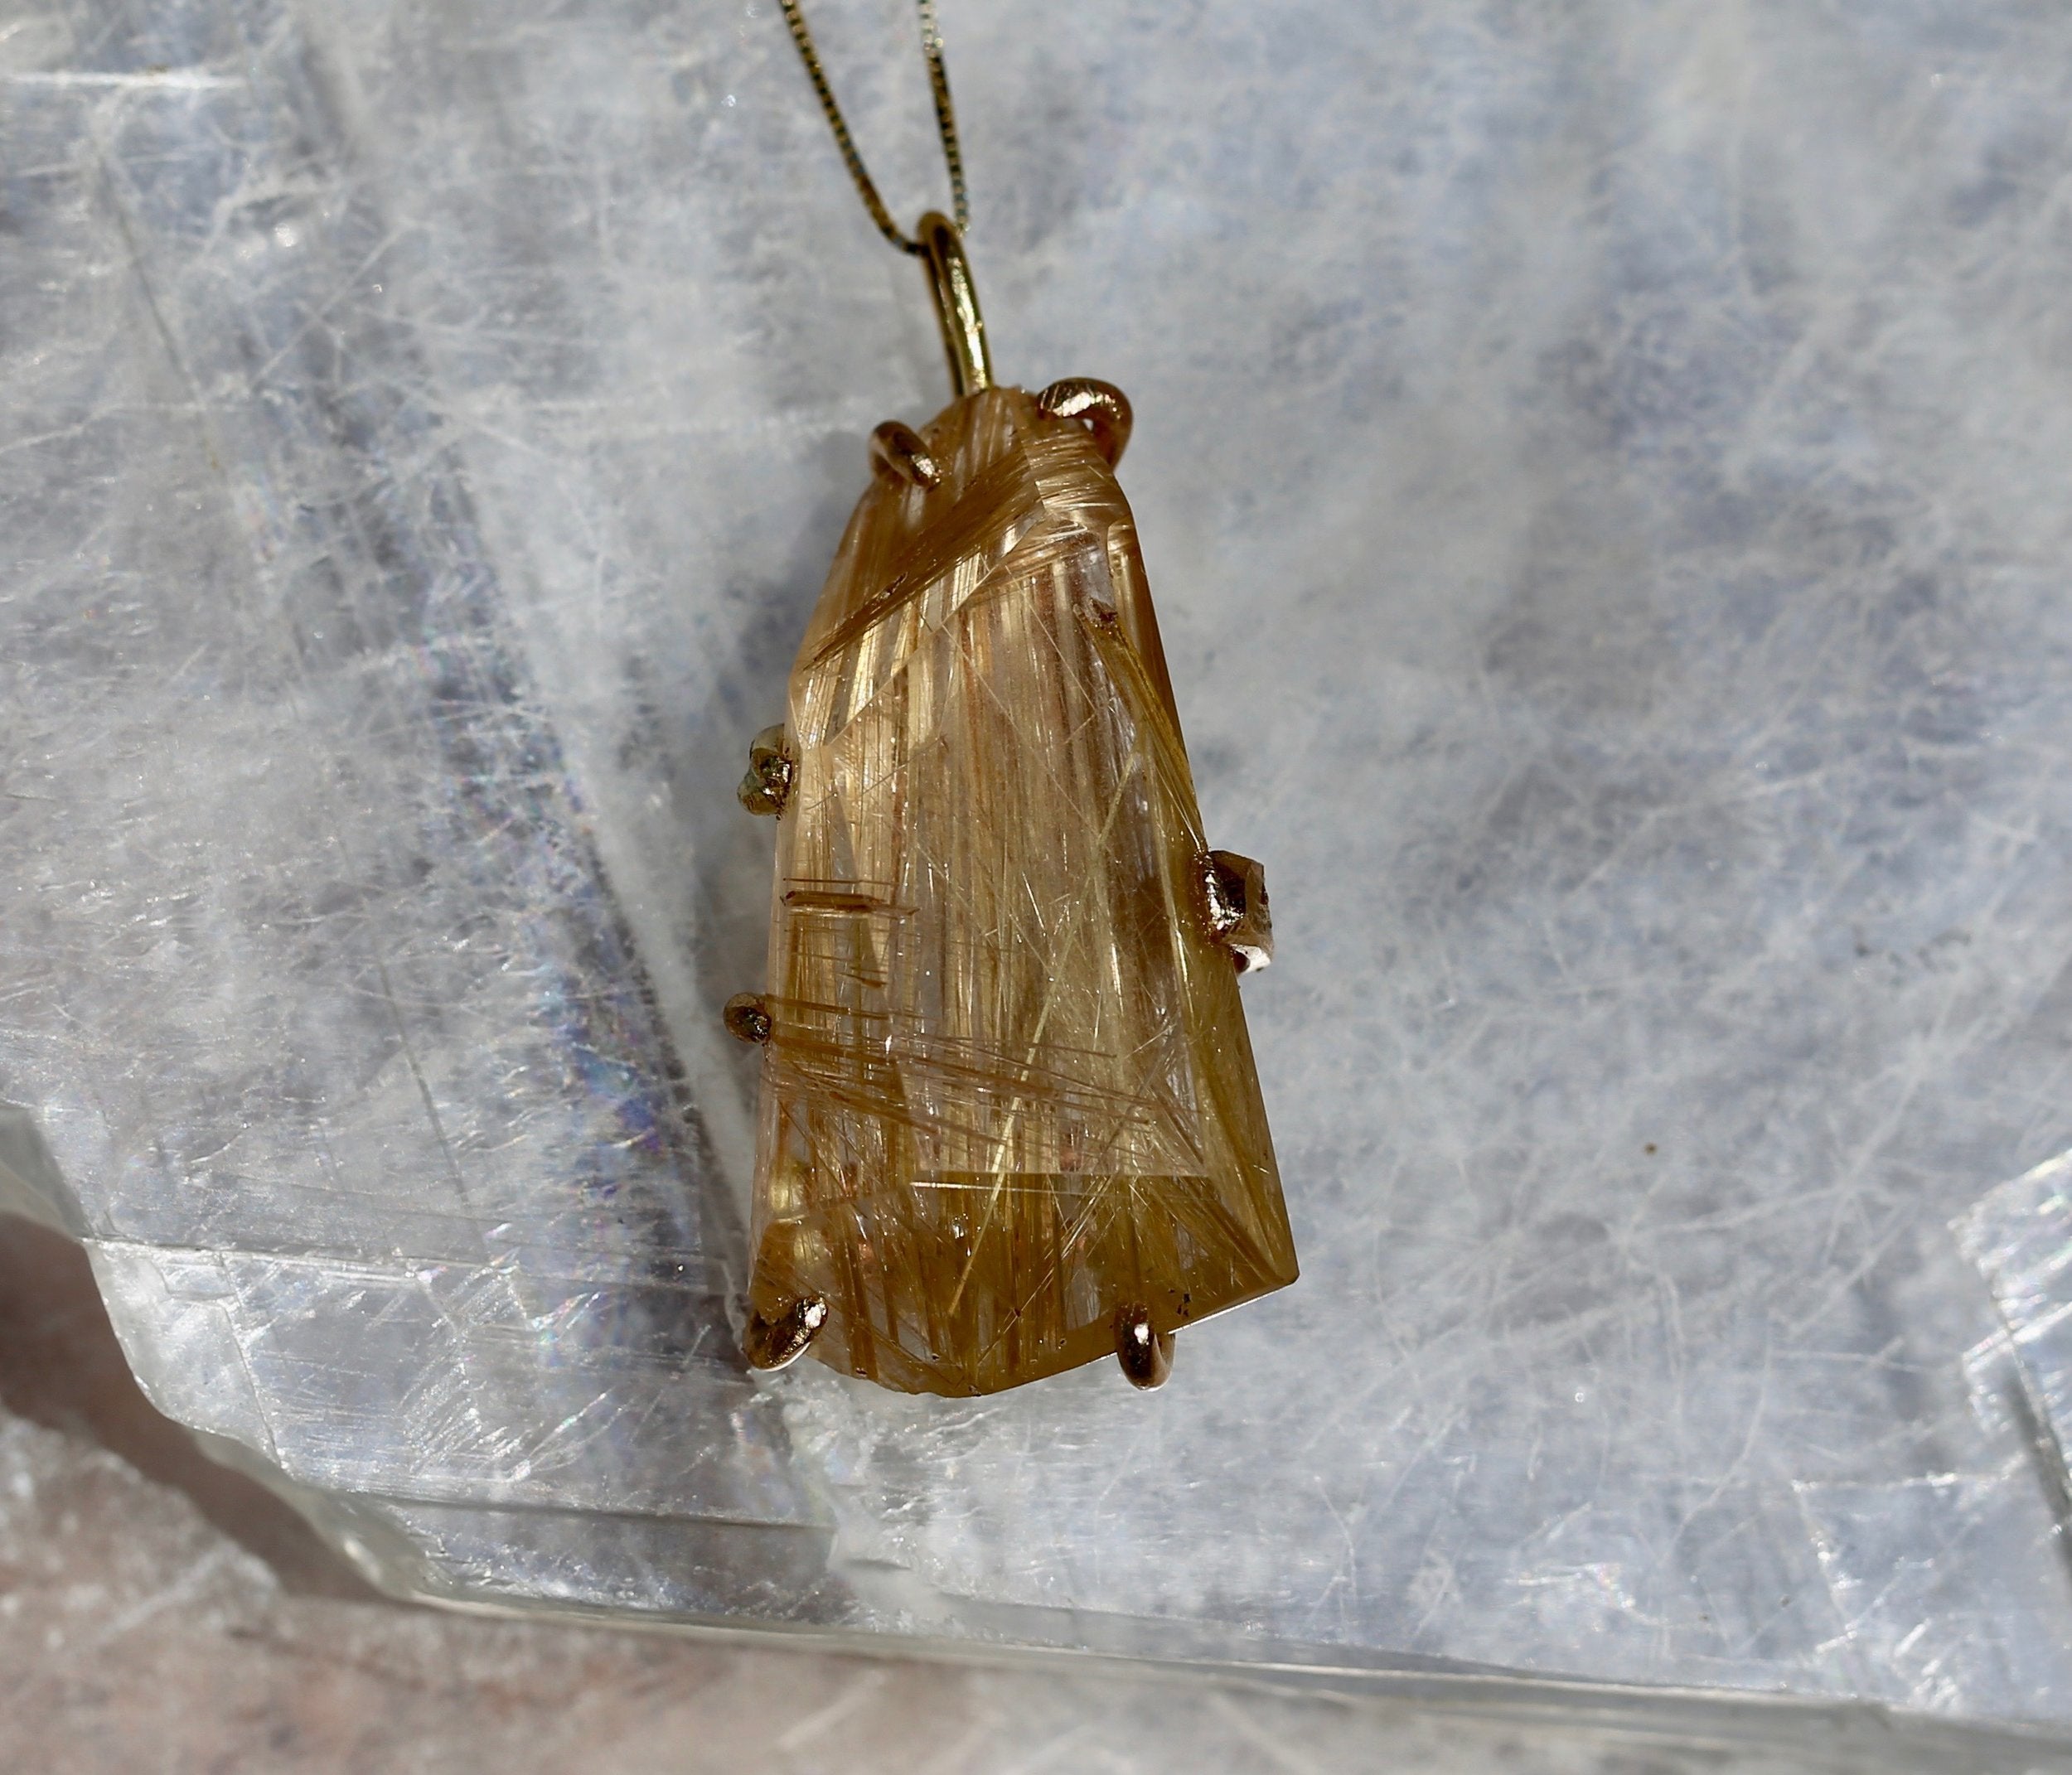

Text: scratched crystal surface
xmin=1955 ymin=1153 xmax=2072 ymax=1510
xmin=5 ymin=0 xmax=2072 ymax=1736
xmin=748 ymin=386 xmax=1295 ymax=1395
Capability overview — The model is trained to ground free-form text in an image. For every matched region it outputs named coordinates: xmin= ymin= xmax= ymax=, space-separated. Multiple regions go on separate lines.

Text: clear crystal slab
xmin=5 ymin=0 xmax=2072 ymax=1752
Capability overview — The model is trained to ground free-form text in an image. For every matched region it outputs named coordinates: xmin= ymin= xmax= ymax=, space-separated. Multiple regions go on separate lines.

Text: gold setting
xmin=723 ymin=992 xmax=773 ymax=1044
xmin=1114 ymin=1303 xmax=1176 ymax=1390
xmin=743 ymin=1295 xmax=830 ymax=1371
xmin=737 ymin=724 xmax=795 ymax=818
xmin=1199 ymin=850 xmax=1274 ymax=974
xmin=1037 ymin=377 xmax=1133 ymax=467
xmin=869 ymin=421 xmax=942 ymax=488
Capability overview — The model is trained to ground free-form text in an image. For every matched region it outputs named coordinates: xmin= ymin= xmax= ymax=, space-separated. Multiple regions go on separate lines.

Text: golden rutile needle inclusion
xmin=744 ymin=385 xmax=1297 ymax=1395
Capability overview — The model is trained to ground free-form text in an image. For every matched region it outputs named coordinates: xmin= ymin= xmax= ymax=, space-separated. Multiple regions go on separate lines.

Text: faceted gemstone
xmin=744 ymin=385 xmax=1297 ymax=1395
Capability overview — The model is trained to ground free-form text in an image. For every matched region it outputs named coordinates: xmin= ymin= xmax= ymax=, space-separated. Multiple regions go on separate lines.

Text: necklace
xmin=728 ymin=2 xmax=1299 ymax=1395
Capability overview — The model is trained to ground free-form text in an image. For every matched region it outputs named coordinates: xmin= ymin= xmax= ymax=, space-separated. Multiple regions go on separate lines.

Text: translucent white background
xmin=5 ymin=0 xmax=2072 ymax=1744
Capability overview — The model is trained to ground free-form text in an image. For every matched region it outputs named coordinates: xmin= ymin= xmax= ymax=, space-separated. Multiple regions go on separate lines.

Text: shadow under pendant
xmin=729 ymin=217 xmax=1297 ymax=1396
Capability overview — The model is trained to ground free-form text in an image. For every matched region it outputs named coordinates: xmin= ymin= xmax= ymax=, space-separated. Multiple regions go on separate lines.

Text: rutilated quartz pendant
xmin=729 ymin=218 xmax=1296 ymax=1396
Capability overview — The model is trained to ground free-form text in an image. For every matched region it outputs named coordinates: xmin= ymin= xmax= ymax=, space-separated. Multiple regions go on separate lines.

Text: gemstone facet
xmin=741 ymin=385 xmax=1297 ymax=1395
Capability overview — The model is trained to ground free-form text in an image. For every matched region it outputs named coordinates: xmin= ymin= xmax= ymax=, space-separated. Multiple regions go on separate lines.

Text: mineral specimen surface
xmin=743 ymin=387 xmax=1299 ymax=1395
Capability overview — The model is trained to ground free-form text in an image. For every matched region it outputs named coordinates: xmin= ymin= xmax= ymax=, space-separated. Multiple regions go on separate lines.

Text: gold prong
xmin=744 ymin=1295 xmax=829 ymax=1371
xmin=738 ymin=723 xmax=795 ymax=817
xmin=1036 ymin=378 xmax=1133 ymax=467
xmin=1198 ymin=849 xmax=1273 ymax=974
xmin=1114 ymin=1303 xmax=1174 ymax=1389
xmin=724 ymin=992 xmax=772 ymax=1044
xmin=869 ymin=421 xmax=942 ymax=488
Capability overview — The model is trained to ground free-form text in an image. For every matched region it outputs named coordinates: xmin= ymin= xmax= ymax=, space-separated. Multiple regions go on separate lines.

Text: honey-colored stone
xmin=743 ymin=385 xmax=1297 ymax=1395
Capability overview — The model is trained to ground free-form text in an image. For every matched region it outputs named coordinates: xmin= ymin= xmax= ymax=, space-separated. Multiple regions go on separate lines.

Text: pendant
xmin=729 ymin=216 xmax=1297 ymax=1395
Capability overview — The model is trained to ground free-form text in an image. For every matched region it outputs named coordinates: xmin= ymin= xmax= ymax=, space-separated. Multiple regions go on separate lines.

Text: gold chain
xmin=777 ymin=0 xmax=969 ymax=255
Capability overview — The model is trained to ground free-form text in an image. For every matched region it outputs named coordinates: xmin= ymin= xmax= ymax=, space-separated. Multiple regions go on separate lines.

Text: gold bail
xmin=918 ymin=211 xmax=991 ymax=397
